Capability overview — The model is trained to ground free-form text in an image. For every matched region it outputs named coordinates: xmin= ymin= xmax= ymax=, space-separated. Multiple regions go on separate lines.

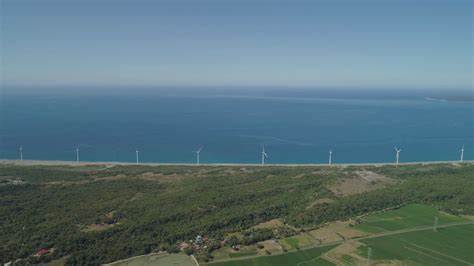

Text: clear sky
xmin=1 ymin=0 xmax=472 ymax=89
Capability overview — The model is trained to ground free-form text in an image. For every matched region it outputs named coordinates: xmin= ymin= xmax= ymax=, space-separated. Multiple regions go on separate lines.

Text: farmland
xmin=209 ymin=225 xmax=474 ymax=265
xmin=354 ymin=204 xmax=467 ymax=233
xmin=208 ymin=204 xmax=474 ymax=265
xmin=105 ymin=253 xmax=196 ymax=266
xmin=208 ymin=244 xmax=336 ymax=266
xmin=358 ymin=224 xmax=474 ymax=265
xmin=1 ymin=162 xmax=473 ymax=265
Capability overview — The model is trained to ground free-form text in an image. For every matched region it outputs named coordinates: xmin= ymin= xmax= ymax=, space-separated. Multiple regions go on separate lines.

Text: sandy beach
xmin=0 ymin=159 xmax=471 ymax=167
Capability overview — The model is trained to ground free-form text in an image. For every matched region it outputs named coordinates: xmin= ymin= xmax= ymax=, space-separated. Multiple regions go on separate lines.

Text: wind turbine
xmin=75 ymin=146 xmax=80 ymax=163
xmin=328 ymin=148 xmax=333 ymax=166
xmin=261 ymin=146 xmax=268 ymax=165
xmin=394 ymin=147 xmax=402 ymax=165
xmin=460 ymin=145 xmax=464 ymax=163
xmin=367 ymin=247 xmax=372 ymax=266
xmin=194 ymin=147 xmax=203 ymax=165
xmin=135 ymin=148 xmax=139 ymax=165
xmin=19 ymin=145 xmax=23 ymax=161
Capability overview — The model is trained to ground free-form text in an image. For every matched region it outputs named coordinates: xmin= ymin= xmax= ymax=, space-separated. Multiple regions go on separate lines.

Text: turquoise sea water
xmin=1 ymin=89 xmax=472 ymax=164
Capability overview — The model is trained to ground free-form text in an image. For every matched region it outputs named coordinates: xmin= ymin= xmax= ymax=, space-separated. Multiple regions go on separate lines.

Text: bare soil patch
xmin=258 ymin=240 xmax=283 ymax=255
xmin=137 ymin=172 xmax=188 ymax=182
xmin=129 ymin=192 xmax=144 ymax=201
xmin=45 ymin=180 xmax=92 ymax=186
xmin=324 ymin=240 xmax=366 ymax=265
xmin=327 ymin=170 xmax=397 ymax=196
xmin=94 ymin=174 xmax=127 ymax=181
xmin=251 ymin=219 xmax=285 ymax=230
xmin=81 ymin=223 xmax=116 ymax=232
xmin=323 ymin=241 xmax=403 ymax=266
xmin=219 ymin=169 xmax=240 ymax=175
xmin=291 ymin=173 xmax=305 ymax=179
xmin=306 ymin=198 xmax=335 ymax=209
xmin=239 ymin=167 xmax=255 ymax=174
xmin=308 ymin=220 xmax=368 ymax=244
xmin=0 ymin=177 xmax=25 ymax=185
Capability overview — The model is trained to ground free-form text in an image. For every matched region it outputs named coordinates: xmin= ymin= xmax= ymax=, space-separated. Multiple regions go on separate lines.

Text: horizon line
xmin=2 ymin=84 xmax=473 ymax=91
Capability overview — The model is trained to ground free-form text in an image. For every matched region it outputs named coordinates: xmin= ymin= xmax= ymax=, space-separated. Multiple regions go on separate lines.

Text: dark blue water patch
xmin=1 ymin=89 xmax=472 ymax=164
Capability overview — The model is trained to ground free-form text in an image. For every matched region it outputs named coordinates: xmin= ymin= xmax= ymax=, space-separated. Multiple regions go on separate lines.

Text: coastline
xmin=425 ymin=96 xmax=474 ymax=103
xmin=1 ymin=159 xmax=471 ymax=167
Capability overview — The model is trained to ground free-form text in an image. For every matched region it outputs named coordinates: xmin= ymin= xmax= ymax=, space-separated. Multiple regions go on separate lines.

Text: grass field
xmin=340 ymin=254 xmax=358 ymax=265
xmin=208 ymin=245 xmax=335 ymax=266
xmin=282 ymin=233 xmax=316 ymax=250
xmin=354 ymin=204 xmax=468 ymax=233
xmin=284 ymin=237 xmax=300 ymax=249
xmin=358 ymin=224 xmax=474 ymax=265
xmin=228 ymin=251 xmax=258 ymax=258
xmin=106 ymin=253 xmax=196 ymax=266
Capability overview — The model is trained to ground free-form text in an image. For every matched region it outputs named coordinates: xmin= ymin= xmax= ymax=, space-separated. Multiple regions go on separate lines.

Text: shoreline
xmin=0 ymin=159 xmax=471 ymax=167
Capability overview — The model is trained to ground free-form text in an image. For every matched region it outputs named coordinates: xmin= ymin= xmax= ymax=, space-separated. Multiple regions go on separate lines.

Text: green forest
xmin=1 ymin=163 xmax=473 ymax=265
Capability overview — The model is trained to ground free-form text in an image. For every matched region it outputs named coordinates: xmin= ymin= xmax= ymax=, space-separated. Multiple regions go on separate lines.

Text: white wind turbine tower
xmin=194 ymin=147 xmax=203 ymax=165
xmin=19 ymin=145 xmax=23 ymax=161
xmin=328 ymin=148 xmax=333 ymax=166
xmin=75 ymin=146 xmax=80 ymax=163
xmin=394 ymin=147 xmax=402 ymax=165
xmin=460 ymin=145 xmax=464 ymax=163
xmin=367 ymin=247 xmax=372 ymax=266
xmin=135 ymin=148 xmax=139 ymax=165
xmin=261 ymin=146 xmax=268 ymax=165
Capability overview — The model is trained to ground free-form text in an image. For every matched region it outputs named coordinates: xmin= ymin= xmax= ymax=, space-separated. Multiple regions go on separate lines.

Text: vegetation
xmin=288 ymin=164 xmax=474 ymax=226
xmin=1 ymin=163 xmax=473 ymax=265
xmin=354 ymin=203 xmax=467 ymax=233
xmin=107 ymin=253 xmax=196 ymax=266
xmin=358 ymin=224 xmax=474 ymax=265
xmin=211 ymin=204 xmax=474 ymax=266
xmin=208 ymin=245 xmax=336 ymax=266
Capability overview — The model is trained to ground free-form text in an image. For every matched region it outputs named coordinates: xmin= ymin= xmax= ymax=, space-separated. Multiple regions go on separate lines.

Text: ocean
xmin=1 ymin=88 xmax=472 ymax=164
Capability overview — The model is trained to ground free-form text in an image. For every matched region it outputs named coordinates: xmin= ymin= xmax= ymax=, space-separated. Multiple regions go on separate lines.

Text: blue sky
xmin=1 ymin=0 xmax=472 ymax=89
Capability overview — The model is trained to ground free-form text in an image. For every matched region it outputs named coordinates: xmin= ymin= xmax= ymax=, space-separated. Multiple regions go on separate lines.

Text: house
xmin=34 ymin=248 xmax=50 ymax=257
xmin=179 ymin=241 xmax=189 ymax=250
xmin=195 ymin=235 xmax=203 ymax=244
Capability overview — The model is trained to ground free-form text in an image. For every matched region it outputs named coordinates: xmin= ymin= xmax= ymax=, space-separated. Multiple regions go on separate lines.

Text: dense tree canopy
xmin=1 ymin=163 xmax=473 ymax=264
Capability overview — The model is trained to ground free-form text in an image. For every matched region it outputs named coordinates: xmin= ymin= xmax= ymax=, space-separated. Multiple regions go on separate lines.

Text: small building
xmin=195 ymin=235 xmax=203 ymax=244
xmin=34 ymin=248 xmax=50 ymax=257
xmin=179 ymin=241 xmax=189 ymax=250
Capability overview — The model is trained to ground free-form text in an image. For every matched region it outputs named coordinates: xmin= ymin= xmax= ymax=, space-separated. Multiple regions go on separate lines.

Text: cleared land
xmin=327 ymin=170 xmax=396 ymax=196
